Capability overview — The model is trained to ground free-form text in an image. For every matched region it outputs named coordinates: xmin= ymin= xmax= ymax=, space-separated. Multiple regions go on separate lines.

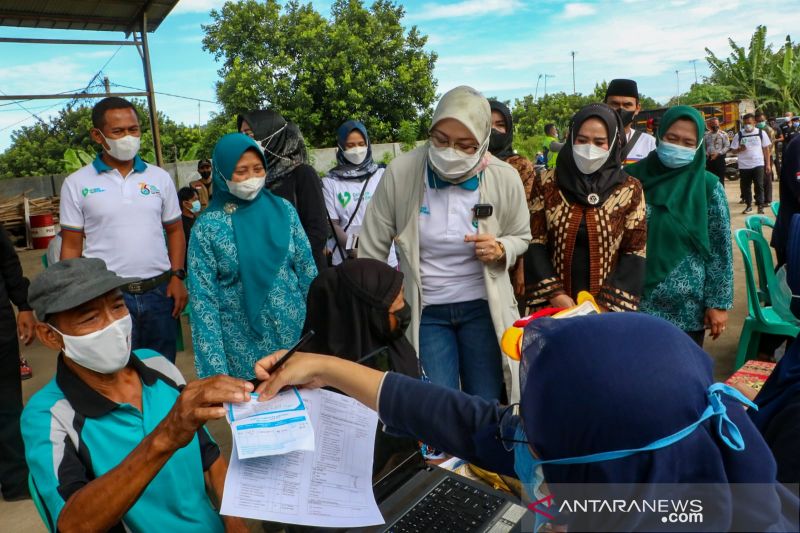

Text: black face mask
xmin=489 ymin=128 xmax=511 ymax=155
xmin=199 ymin=170 xmax=212 ymax=180
xmin=617 ymin=109 xmax=635 ymax=127
xmin=388 ymin=302 xmax=412 ymax=340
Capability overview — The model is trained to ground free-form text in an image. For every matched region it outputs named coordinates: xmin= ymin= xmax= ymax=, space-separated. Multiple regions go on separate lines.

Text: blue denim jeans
xmin=123 ymin=281 xmax=177 ymax=363
xmin=418 ymin=299 xmax=504 ymax=401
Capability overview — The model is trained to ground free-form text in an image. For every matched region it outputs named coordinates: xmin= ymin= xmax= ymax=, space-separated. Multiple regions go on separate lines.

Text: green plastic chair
xmin=29 ymin=474 xmax=54 ymax=532
xmin=40 ymin=254 xmax=48 ymax=269
xmin=734 ymin=228 xmax=800 ymax=369
xmin=745 ymin=215 xmax=777 ymax=305
xmin=772 ymin=201 xmax=780 ymax=218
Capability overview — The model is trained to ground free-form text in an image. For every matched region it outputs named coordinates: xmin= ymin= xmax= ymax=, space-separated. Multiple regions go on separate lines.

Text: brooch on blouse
xmin=587 ymin=193 xmax=600 ymax=206
xmin=224 ymin=202 xmax=238 ymax=215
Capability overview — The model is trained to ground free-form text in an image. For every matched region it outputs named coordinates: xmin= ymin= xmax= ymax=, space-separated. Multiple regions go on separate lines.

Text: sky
xmin=1 ymin=0 xmax=798 ymax=151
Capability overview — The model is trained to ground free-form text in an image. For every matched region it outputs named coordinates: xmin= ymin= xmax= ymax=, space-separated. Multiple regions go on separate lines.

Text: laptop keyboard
xmin=387 ymin=477 xmax=506 ymax=533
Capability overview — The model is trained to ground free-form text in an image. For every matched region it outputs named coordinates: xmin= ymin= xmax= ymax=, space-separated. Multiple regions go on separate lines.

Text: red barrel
xmin=30 ymin=213 xmax=56 ymax=249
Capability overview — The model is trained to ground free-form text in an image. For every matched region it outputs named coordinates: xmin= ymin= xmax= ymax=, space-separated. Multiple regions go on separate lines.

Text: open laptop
xmin=347 ymin=451 xmax=532 ymax=533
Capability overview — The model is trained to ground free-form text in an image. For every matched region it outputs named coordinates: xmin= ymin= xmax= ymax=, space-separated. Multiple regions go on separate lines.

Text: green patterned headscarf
xmin=627 ymin=106 xmax=718 ymax=296
xmin=208 ymin=133 xmax=290 ymax=335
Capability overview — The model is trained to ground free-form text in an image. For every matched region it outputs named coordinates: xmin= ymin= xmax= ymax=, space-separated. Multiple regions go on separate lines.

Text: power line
xmin=110 ymin=83 xmax=218 ymax=104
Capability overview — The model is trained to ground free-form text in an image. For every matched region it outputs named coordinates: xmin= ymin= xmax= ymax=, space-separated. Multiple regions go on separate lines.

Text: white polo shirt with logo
xmin=59 ymin=155 xmax=181 ymax=279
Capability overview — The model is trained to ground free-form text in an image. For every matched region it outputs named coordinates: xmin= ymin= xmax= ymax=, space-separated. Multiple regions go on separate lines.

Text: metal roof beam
xmin=0 ymin=37 xmax=137 ymax=46
xmin=0 ymin=92 xmax=148 ymax=101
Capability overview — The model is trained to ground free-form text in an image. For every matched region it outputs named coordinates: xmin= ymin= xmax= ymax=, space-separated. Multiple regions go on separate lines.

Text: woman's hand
xmin=705 ymin=308 xmax=728 ymax=340
xmin=254 ymin=351 xmax=329 ymax=400
xmin=465 ymin=233 xmax=504 ymax=263
xmin=549 ymin=293 xmax=576 ymax=308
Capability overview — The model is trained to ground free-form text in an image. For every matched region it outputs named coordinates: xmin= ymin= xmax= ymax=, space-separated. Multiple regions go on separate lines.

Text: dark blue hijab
xmin=519 ymin=313 xmax=798 ymax=531
xmin=208 ymin=133 xmax=290 ymax=335
xmin=750 ymin=212 xmax=800 ymax=432
xmin=328 ymin=120 xmax=378 ymax=181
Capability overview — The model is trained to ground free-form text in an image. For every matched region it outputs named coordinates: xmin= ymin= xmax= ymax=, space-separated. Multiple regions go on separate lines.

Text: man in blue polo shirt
xmin=22 ymin=258 xmax=251 ymax=532
xmin=59 ymin=97 xmax=187 ymax=362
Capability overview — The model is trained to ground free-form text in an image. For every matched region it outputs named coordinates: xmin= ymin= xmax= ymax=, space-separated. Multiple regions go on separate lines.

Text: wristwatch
xmin=171 ymin=269 xmax=187 ymax=280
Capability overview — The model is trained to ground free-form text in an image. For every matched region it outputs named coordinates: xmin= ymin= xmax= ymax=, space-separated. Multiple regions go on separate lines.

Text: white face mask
xmin=744 ymin=124 xmax=755 ymax=132
xmin=100 ymin=133 xmax=141 ymax=162
xmin=572 ymin=143 xmax=611 ymax=175
xmin=227 ymin=175 xmax=266 ymax=201
xmin=343 ymin=146 xmax=368 ymax=165
xmin=53 ymin=315 xmax=133 ymax=374
xmin=428 ymin=145 xmax=482 ymax=182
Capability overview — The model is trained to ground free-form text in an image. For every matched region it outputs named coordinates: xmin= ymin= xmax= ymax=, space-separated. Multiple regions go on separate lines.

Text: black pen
xmin=267 ymin=330 xmax=315 ymax=374
xmin=356 ymin=346 xmax=388 ymax=365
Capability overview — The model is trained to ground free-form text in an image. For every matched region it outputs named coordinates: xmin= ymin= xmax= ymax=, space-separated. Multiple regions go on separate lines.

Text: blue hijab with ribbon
xmin=750 ymin=212 xmax=800 ymax=438
xmin=329 ymin=120 xmax=379 ymax=181
xmin=516 ymin=312 xmax=798 ymax=531
xmin=208 ymin=133 xmax=290 ymax=335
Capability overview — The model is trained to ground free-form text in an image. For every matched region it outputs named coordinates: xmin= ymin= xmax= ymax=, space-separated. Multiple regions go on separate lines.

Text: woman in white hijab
xmin=360 ymin=86 xmax=531 ymax=401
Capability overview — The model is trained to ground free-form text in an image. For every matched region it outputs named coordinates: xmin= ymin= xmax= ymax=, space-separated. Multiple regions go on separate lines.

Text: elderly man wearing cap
xmin=21 ymin=258 xmax=249 ymax=533
xmin=604 ymin=79 xmax=657 ymax=165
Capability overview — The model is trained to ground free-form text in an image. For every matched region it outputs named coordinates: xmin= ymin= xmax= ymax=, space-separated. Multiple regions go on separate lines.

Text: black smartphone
xmin=473 ymin=203 xmax=494 ymax=218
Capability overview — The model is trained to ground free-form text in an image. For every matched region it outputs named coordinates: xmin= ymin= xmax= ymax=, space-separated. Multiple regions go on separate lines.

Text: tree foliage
xmin=666 ymin=83 xmax=734 ymax=107
xmin=706 ymin=25 xmax=800 ymax=114
xmin=0 ymin=102 xmax=204 ymax=179
xmin=202 ymin=0 xmax=438 ymax=147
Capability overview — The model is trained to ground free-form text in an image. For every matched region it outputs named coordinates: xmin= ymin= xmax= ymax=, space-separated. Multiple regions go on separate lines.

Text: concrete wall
xmin=0 ymin=141 xmax=424 ymax=200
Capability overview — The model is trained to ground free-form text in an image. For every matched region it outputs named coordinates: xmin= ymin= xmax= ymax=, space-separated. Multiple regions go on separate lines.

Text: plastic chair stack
xmin=734 ymin=228 xmax=800 ymax=369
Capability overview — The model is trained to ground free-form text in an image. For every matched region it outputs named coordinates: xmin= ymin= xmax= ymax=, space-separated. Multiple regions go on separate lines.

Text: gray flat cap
xmin=29 ymin=258 xmax=139 ymax=320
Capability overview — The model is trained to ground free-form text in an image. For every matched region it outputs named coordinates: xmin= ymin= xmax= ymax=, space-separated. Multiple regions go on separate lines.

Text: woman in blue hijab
xmin=189 ymin=133 xmax=318 ymax=380
xmin=252 ymin=312 xmax=799 ymax=531
xmin=749 ymin=213 xmax=800 ymax=493
xmin=322 ymin=120 xmax=396 ymax=266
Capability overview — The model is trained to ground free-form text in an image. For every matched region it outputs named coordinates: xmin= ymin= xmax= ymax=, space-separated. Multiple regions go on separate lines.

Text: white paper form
xmin=225 ymin=387 xmax=315 ymax=459
xmin=220 ymin=388 xmax=384 ymax=528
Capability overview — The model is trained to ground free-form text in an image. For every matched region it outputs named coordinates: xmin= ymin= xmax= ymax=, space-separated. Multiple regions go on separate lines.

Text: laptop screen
xmin=372 ymin=450 xmax=426 ymax=504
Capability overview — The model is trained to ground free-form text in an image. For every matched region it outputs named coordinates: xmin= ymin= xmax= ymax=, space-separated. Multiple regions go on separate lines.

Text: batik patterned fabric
xmin=188 ymin=204 xmax=317 ymax=379
xmin=526 ymin=169 xmax=646 ymax=312
xmin=639 ymin=182 xmax=733 ymax=331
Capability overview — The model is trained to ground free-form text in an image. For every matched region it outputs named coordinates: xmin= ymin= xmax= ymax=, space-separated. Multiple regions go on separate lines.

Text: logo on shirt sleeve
xmin=81 ymin=187 xmax=106 ymax=197
xmin=139 ymin=183 xmax=162 ymax=196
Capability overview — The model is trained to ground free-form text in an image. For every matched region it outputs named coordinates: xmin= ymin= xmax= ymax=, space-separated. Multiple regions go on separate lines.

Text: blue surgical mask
xmin=513 ymin=430 xmax=549 ymax=532
xmin=190 ymin=200 xmax=201 ymax=214
xmin=656 ymin=140 xmax=698 ymax=169
xmin=525 ymin=383 xmax=756 ymax=471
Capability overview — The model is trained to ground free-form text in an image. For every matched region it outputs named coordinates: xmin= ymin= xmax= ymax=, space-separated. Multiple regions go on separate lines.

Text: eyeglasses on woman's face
xmin=429 ymin=129 xmax=480 ymax=155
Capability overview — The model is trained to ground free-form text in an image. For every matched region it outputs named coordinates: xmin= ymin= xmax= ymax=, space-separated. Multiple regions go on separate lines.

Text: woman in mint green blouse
xmin=627 ymin=106 xmax=733 ymax=346
xmin=188 ymin=134 xmax=317 ymax=379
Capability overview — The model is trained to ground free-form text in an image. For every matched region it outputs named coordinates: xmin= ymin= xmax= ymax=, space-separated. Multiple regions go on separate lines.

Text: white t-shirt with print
xmin=322 ymin=168 xmax=397 ymax=267
xmin=730 ymin=129 xmax=771 ymax=170
xmin=418 ymin=180 xmax=487 ymax=306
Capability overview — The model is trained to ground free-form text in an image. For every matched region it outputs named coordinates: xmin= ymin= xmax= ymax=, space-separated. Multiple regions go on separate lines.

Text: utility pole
xmin=690 ymin=59 xmax=698 ymax=85
xmin=103 ymin=76 xmax=111 ymax=95
xmin=571 ymin=51 xmax=577 ymax=94
xmin=534 ymin=74 xmax=542 ymax=102
xmin=544 ymin=74 xmax=555 ymax=97
xmin=197 ymin=101 xmax=201 ymax=134
xmin=675 ymin=70 xmax=680 ymax=103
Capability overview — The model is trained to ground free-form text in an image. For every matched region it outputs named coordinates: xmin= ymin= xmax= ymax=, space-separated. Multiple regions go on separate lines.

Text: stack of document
xmin=221 ymin=388 xmax=384 ymax=528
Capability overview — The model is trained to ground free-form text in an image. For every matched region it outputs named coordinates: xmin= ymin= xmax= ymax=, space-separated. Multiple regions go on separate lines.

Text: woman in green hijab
xmin=188 ymin=133 xmax=318 ymax=379
xmin=627 ymin=106 xmax=733 ymax=346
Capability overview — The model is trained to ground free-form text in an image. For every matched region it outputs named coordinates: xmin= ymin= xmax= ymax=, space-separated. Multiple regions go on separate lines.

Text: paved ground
xmin=0 ymin=178 xmax=777 ymax=531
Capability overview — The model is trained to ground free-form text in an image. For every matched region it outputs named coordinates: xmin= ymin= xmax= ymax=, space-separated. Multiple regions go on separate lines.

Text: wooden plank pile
xmin=0 ymin=193 xmax=60 ymax=232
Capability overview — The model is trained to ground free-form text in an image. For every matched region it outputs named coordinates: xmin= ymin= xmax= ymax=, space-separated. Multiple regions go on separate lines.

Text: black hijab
xmin=302 ymin=259 xmax=420 ymax=378
xmin=488 ymin=100 xmax=514 ymax=161
xmin=555 ymin=103 xmax=628 ymax=207
xmin=237 ymin=110 xmax=308 ymax=183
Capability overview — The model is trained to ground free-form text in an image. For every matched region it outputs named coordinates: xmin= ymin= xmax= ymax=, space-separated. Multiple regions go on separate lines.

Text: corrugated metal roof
xmin=0 ymin=0 xmax=179 ymax=33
